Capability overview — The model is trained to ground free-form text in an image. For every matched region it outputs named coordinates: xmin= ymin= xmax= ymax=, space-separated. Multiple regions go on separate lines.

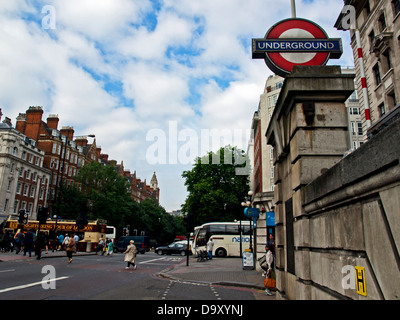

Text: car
xmin=155 ymin=242 xmax=192 ymax=256
xmin=114 ymin=236 xmax=150 ymax=254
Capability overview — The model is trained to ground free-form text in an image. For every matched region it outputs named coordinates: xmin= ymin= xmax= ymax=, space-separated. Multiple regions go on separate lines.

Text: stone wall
xmin=266 ymin=65 xmax=400 ymax=300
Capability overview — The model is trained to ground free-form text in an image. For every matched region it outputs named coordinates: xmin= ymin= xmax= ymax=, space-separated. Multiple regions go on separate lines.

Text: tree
xmin=75 ymin=161 xmax=135 ymax=227
xmin=181 ymin=145 xmax=250 ymax=226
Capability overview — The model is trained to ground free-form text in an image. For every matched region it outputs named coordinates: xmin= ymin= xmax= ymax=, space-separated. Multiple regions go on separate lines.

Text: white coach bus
xmin=192 ymin=221 xmax=252 ymax=257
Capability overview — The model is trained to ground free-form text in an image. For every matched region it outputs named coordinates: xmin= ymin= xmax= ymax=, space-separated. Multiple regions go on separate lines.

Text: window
xmin=378 ymin=12 xmax=387 ymax=31
xmin=388 ymin=91 xmax=397 ymax=110
xmin=351 ymin=122 xmax=356 ymax=135
xmin=392 ymin=0 xmax=400 ymax=16
xmin=368 ymin=30 xmax=375 ymax=47
xmin=379 ymin=103 xmax=386 ymax=117
xmin=373 ymin=63 xmax=381 ymax=86
xmin=382 ymin=50 xmax=392 ymax=73
xmin=16 ymin=183 xmax=21 ymax=194
xmin=350 ymin=107 xmax=360 ymax=115
xmin=23 ymin=185 xmax=29 ymax=196
xmin=358 ymin=122 xmax=363 ymax=136
xmin=364 ymin=1 xmax=371 ymax=16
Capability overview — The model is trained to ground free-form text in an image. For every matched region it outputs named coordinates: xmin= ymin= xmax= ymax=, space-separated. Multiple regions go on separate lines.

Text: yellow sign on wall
xmin=355 ymin=266 xmax=367 ymax=296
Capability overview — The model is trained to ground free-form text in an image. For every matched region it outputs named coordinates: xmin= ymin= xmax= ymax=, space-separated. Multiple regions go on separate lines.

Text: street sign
xmin=252 ymin=18 xmax=343 ymax=77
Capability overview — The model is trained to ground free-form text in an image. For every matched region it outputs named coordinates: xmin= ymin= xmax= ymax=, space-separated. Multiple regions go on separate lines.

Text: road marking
xmin=139 ymin=257 xmax=166 ymax=264
xmin=0 ymin=269 xmax=15 ymax=273
xmin=0 ymin=276 xmax=69 ymax=294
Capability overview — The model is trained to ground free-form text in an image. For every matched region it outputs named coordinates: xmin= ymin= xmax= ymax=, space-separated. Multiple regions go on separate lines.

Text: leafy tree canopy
xmin=181 ymin=145 xmax=250 ymax=227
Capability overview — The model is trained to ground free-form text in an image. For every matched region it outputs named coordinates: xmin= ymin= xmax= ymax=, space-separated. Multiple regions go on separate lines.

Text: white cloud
xmin=0 ymin=0 xmax=354 ymax=211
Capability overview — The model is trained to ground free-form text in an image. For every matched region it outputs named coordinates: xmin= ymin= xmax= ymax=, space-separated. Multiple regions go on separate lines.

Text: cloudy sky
xmin=0 ymin=0 xmax=353 ymax=212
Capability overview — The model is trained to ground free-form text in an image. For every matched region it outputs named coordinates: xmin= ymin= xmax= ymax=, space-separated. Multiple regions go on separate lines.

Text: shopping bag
xmin=264 ymin=271 xmax=276 ymax=289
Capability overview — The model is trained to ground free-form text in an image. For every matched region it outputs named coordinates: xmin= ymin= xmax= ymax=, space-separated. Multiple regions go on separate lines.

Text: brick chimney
xmin=16 ymin=113 xmax=27 ymax=133
xmin=75 ymin=137 xmax=88 ymax=147
xmin=47 ymin=114 xmax=59 ymax=130
xmin=60 ymin=126 xmax=74 ymax=141
xmin=25 ymin=106 xmax=44 ymax=140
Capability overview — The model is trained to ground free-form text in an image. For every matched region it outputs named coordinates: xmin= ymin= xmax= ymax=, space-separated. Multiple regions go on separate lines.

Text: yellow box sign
xmin=355 ymin=266 xmax=367 ymax=296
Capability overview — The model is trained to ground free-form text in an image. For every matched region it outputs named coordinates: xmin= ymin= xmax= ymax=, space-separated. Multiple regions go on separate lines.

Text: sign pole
xmin=291 ymin=0 xmax=296 ymax=18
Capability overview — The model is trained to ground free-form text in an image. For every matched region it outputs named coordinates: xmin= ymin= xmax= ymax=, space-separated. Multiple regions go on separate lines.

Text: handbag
xmin=264 ymin=270 xmax=276 ymax=289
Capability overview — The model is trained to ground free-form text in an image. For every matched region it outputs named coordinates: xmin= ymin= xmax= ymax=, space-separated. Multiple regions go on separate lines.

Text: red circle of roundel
xmin=265 ymin=19 xmax=329 ymax=74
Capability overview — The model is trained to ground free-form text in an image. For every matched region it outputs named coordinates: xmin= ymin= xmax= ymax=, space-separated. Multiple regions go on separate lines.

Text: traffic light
xmin=38 ymin=207 xmax=48 ymax=225
xmin=18 ymin=209 xmax=25 ymax=224
xmin=184 ymin=214 xmax=195 ymax=232
xmin=76 ymin=213 xmax=88 ymax=230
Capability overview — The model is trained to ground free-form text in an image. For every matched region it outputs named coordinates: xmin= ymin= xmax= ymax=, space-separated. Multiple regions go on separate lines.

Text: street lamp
xmin=51 ymin=133 xmax=95 ymax=252
xmin=241 ymin=191 xmax=254 ymax=253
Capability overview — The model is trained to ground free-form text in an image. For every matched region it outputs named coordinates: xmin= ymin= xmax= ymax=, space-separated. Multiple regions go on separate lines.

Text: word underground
xmin=157 ymin=304 xmax=243 ymax=318
xmin=255 ymin=39 xmax=339 ymax=52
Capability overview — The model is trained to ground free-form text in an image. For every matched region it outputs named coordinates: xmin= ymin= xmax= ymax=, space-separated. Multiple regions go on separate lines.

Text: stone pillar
xmin=265 ymin=66 xmax=355 ymax=300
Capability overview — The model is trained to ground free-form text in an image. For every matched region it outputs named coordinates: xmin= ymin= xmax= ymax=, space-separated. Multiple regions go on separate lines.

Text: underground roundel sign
xmin=252 ymin=18 xmax=343 ymax=77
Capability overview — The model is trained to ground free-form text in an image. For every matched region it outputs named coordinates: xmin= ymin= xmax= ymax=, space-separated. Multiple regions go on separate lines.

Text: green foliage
xmin=181 ymin=146 xmax=250 ymax=226
xmin=51 ymin=161 xmax=185 ymax=244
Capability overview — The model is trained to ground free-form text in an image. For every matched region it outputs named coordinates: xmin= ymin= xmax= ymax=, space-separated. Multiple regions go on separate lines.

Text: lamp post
xmin=241 ymin=190 xmax=254 ymax=253
xmin=51 ymin=133 xmax=95 ymax=252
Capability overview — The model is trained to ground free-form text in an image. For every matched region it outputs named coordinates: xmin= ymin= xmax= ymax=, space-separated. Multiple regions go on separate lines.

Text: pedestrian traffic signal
xmin=18 ymin=209 xmax=25 ymax=224
xmin=37 ymin=207 xmax=48 ymax=224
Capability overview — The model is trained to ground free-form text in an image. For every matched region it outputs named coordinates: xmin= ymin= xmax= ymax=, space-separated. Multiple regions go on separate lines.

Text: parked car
xmin=114 ymin=236 xmax=150 ymax=254
xmin=156 ymin=242 xmax=192 ymax=256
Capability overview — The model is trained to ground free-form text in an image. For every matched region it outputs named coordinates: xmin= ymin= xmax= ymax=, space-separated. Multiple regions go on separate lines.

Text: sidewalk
xmin=0 ymin=250 xmax=97 ymax=262
xmin=159 ymin=256 xmax=276 ymax=300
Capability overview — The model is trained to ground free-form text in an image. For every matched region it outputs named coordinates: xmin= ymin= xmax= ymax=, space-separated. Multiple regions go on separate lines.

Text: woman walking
xmin=66 ymin=236 xmax=76 ymax=263
xmin=123 ymin=240 xmax=137 ymax=270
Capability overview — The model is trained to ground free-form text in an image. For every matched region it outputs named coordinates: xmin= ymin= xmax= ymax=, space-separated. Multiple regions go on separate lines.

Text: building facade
xmin=0 ymin=113 xmax=51 ymax=224
xmin=335 ymin=0 xmax=400 ymax=138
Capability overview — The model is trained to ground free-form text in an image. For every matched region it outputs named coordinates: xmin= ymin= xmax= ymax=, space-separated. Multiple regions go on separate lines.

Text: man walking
xmin=207 ymin=238 xmax=215 ymax=260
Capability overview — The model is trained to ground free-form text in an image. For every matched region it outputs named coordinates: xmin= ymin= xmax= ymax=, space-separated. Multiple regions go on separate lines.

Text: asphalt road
xmin=0 ymin=252 xmax=262 ymax=301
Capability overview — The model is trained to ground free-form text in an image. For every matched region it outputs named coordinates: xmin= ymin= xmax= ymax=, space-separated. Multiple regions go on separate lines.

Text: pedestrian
xmin=35 ymin=231 xmax=46 ymax=260
xmin=107 ymin=240 xmax=113 ymax=256
xmin=73 ymin=233 xmax=79 ymax=252
xmin=66 ymin=235 xmax=76 ymax=263
xmin=14 ymin=229 xmax=24 ymax=254
xmin=23 ymin=229 xmax=34 ymax=257
xmin=264 ymin=244 xmax=275 ymax=296
xmin=267 ymin=233 xmax=275 ymax=246
xmin=63 ymin=234 xmax=70 ymax=252
xmin=57 ymin=234 xmax=64 ymax=251
xmin=97 ymin=239 xmax=105 ymax=255
xmin=207 ymin=237 xmax=215 ymax=260
xmin=123 ymin=240 xmax=137 ymax=270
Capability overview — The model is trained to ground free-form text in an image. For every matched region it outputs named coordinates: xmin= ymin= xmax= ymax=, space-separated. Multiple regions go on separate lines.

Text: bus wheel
xmin=215 ymin=248 xmax=227 ymax=258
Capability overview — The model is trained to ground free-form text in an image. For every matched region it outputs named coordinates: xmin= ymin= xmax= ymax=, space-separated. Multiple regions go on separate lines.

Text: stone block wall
xmin=266 ymin=65 xmax=400 ymax=300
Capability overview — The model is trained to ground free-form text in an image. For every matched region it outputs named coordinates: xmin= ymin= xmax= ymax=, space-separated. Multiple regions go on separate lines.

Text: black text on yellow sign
xmin=355 ymin=266 xmax=367 ymax=296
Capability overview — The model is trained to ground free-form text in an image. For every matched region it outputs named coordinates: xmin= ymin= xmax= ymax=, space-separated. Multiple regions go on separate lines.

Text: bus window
xmin=210 ymin=224 xmax=225 ymax=236
xmin=226 ymin=224 xmax=239 ymax=235
xmin=196 ymin=228 xmax=208 ymax=247
xmin=242 ymin=225 xmax=251 ymax=235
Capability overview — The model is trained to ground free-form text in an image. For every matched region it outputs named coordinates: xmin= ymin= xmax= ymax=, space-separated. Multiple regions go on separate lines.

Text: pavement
xmin=158 ymin=255 xmax=276 ymax=300
xmin=0 ymin=249 xmax=97 ymax=262
xmin=0 ymin=250 xmax=276 ymax=300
